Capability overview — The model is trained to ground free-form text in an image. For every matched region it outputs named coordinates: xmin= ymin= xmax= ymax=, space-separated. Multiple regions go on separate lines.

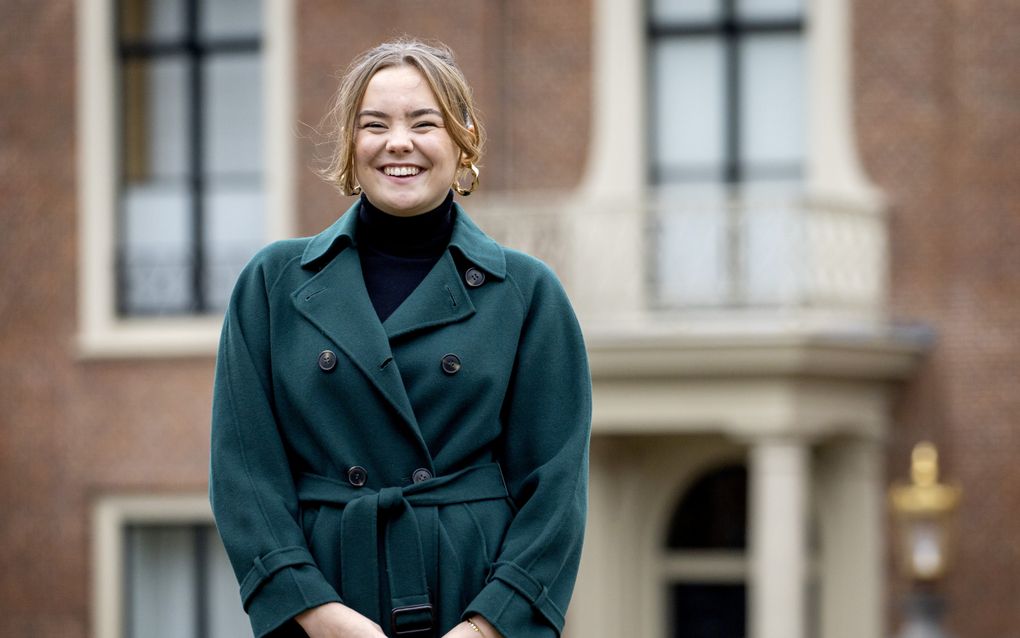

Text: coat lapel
xmin=288 ymin=199 xmax=509 ymax=454
xmin=291 ymin=214 xmax=421 ymax=440
xmin=382 ymin=251 xmax=476 ymax=340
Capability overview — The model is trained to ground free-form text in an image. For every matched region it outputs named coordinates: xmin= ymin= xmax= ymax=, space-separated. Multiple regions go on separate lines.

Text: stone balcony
xmin=471 ymin=187 xmax=890 ymax=339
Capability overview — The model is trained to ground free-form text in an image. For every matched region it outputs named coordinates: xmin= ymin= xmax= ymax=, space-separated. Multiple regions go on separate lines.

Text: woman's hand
xmin=440 ymin=615 xmax=505 ymax=638
xmin=294 ymin=602 xmax=387 ymax=638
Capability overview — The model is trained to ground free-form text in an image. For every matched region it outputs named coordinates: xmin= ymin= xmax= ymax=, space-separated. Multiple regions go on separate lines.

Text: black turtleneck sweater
xmin=356 ymin=190 xmax=455 ymax=322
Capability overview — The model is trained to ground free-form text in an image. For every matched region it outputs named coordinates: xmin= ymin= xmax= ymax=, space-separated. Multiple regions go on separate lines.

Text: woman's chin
xmin=369 ymin=191 xmax=442 ymax=217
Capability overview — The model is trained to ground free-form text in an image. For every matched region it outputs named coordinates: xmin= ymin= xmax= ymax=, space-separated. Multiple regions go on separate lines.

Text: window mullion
xmin=193 ymin=525 xmax=209 ymax=638
xmin=185 ymin=0 xmax=206 ymax=313
xmin=722 ymin=0 xmax=744 ymax=306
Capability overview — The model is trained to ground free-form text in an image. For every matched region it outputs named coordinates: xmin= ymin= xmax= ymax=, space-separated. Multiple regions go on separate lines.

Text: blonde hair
xmin=319 ymin=38 xmax=485 ymax=196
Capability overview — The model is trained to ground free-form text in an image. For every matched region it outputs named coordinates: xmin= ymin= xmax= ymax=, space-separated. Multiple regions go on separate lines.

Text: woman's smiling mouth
xmin=382 ymin=165 xmax=423 ymax=177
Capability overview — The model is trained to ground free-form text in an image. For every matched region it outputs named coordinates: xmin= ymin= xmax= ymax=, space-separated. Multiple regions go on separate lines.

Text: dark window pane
xmin=670 ymin=583 xmax=746 ymax=638
xmin=118 ymin=183 xmax=193 ymax=315
xmin=666 ymin=465 xmax=747 ymax=549
xmin=125 ymin=525 xmax=197 ymax=638
xmin=736 ymin=0 xmax=802 ymax=21
xmin=203 ymin=55 xmax=263 ymax=176
xmin=651 ymin=0 xmax=722 ymax=25
xmin=201 ymin=0 xmax=262 ymax=41
xmin=125 ymin=524 xmax=254 ymax=638
xmin=122 ymin=58 xmax=190 ymax=182
xmin=738 ymin=34 xmax=804 ymax=173
xmin=116 ymin=0 xmax=263 ymax=317
xmin=202 ymin=182 xmax=264 ymax=312
xmin=651 ymin=38 xmax=726 ymax=185
xmin=119 ymin=0 xmax=185 ymax=43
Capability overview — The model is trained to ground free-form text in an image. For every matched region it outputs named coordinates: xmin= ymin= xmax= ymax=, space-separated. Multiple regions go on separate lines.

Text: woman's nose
xmin=386 ymin=126 xmax=413 ymax=153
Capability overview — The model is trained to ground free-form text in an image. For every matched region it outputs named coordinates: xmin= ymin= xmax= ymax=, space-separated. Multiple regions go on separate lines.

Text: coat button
xmin=440 ymin=353 xmax=461 ymax=375
xmin=347 ymin=466 xmax=368 ymax=487
xmin=464 ymin=267 xmax=486 ymax=287
xmin=412 ymin=468 xmax=433 ymax=483
xmin=318 ymin=350 xmax=337 ymax=372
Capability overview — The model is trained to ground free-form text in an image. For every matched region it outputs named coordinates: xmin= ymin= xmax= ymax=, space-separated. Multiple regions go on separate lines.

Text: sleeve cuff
xmin=244 ymin=562 xmax=342 ymax=638
xmin=463 ymin=564 xmax=564 ymax=638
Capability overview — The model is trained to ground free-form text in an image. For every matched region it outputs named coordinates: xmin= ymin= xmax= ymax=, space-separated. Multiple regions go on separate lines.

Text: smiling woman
xmin=320 ymin=39 xmax=484 ymax=209
xmin=353 ymin=66 xmax=462 ymax=217
xmin=210 ymin=38 xmax=591 ymax=638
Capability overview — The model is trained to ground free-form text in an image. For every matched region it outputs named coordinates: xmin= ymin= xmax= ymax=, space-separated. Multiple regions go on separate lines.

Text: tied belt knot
xmin=296 ymin=463 xmax=509 ymax=637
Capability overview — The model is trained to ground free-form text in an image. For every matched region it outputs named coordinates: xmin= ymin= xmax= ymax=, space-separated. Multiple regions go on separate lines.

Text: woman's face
xmin=354 ymin=65 xmax=461 ymax=217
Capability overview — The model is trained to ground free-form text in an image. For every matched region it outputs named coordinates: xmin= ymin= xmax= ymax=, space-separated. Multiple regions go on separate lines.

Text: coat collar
xmin=299 ymin=198 xmax=507 ymax=280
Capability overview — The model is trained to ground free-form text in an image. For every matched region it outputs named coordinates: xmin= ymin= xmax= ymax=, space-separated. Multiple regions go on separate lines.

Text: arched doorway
xmin=663 ymin=464 xmax=748 ymax=638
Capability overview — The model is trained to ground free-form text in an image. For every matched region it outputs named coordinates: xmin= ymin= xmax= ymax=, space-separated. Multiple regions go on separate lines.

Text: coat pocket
xmin=437 ymin=497 xmax=515 ymax=612
xmin=302 ymin=504 xmax=344 ymax=591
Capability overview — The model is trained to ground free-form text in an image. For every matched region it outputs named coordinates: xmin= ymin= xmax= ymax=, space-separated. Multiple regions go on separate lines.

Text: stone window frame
xmin=91 ymin=494 xmax=218 ymax=638
xmin=581 ymin=0 xmax=878 ymax=206
xmin=76 ymin=0 xmax=296 ymax=358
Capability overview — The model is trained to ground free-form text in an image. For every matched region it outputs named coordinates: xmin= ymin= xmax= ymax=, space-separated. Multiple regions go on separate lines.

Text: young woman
xmin=210 ymin=39 xmax=591 ymax=638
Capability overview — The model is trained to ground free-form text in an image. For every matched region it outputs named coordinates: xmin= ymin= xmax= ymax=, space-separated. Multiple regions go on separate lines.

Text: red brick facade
xmin=855 ymin=1 xmax=1020 ymax=635
xmin=0 ymin=1 xmax=1015 ymax=636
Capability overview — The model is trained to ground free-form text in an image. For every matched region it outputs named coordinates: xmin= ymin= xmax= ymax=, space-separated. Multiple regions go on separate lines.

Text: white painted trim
xmin=76 ymin=0 xmax=297 ymax=360
xmin=805 ymin=0 xmax=884 ymax=206
xmin=579 ymin=0 xmax=880 ymax=209
xmin=91 ymin=493 xmax=213 ymax=638
xmin=659 ymin=552 xmax=748 ymax=582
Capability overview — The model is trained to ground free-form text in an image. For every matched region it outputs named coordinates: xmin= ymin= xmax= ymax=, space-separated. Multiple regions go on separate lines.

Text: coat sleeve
xmin=462 ymin=262 xmax=592 ymax=638
xmin=209 ymin=253 xmax=342 ymax=638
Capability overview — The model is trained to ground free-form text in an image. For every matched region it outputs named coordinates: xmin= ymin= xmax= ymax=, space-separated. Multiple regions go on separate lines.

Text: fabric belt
xmin=295 ymin=463 xmax=509 ymax=636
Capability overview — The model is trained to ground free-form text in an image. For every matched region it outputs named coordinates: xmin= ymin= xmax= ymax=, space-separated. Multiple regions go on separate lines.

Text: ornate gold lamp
xmin=889 ymin=441 xmax=961 ymax=638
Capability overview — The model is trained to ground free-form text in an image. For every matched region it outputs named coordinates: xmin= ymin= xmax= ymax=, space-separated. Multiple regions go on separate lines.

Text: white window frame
xmin=567 ymin=0 xmax=886 ymax=328
xmin=76 ymin=0 xmax=296 ymax=358
xmin=581 ymin=0 xmax=879 ymax=206
xmin=92 ymin=494 xmax=216 ymax=638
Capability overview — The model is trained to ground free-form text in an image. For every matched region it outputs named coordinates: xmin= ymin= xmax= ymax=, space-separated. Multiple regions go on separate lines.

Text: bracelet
xmin=467 ymin=619 xmax=487 ymax=637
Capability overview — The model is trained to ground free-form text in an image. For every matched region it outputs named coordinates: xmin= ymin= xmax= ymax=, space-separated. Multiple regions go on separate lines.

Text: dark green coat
xmin=210 ymin=201 xmax=591 ymax=638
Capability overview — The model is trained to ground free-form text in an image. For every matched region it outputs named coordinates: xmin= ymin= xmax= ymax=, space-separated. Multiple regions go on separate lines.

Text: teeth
xmin=383 ymin=166 xmax=421 ymax=177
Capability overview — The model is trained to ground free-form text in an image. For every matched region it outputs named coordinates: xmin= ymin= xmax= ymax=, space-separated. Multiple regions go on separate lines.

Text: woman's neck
xmin=356 ymin=191 xmax=455 ymax=258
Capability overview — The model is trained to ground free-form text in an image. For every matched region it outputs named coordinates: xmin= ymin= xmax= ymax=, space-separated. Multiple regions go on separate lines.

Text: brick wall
xmin=855 ymin=1 xmax=1020 ymax=635
xmin=0 ymin=2 xmax=591 ymax=636
xmin=295 ymin=0 xmax=592 ymax=234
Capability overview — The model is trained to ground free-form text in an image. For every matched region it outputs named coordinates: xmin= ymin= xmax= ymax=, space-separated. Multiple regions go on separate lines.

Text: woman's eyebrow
xmin=357 ymin=108 xmax=442 ymax=119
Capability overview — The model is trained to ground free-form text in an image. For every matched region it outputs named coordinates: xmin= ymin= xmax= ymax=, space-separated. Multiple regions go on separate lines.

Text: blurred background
xmin=1 ymin=0 xmax=1017 ymax=636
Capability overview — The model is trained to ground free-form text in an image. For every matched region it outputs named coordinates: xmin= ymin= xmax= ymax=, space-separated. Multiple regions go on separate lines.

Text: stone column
xmin=817 ymin=437 xmax=884 ymax=638
xmin=749 ymin=438 xmax=809 ymax=638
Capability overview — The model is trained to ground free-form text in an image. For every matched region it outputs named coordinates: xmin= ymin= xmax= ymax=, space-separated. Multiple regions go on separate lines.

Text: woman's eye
xmin=361 ymin=122 xmax=385 ymax=129
xmin=414 ymin=121 xmax=439 ymax=129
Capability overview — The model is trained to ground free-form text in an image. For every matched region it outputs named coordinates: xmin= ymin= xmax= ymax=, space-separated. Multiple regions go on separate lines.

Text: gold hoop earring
xmin=350 ymin=183 xmax=362 ymax=196
xmin=453 ymin=163 xmax=480 ymax=196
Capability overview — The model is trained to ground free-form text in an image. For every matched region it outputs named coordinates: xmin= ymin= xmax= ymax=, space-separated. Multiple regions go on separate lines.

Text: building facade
xmin=0 ymin=0 xmax=1016 ymax=637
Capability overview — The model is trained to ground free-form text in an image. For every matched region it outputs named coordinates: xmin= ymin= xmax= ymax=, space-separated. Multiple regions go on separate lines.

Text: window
xmin=116 ymin=0 xmax=264 ymax=315
xmin=92 ymin=495 xmax=254 ymax=638
xmin=647 ymin=0 xmax=808 ymax=308
xmin=663 ymin=464 xmax=748 ymax=638
xmin=77 ymin=0 xmax=294 ymax=356
xmin=124 ymin=523 xmax=253 ymax=638
xmin=648 ymin=0 xmax=805 ymax=191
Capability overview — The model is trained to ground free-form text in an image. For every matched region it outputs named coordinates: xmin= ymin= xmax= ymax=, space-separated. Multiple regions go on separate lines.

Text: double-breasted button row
xmin=319 ymin=349 xmax=463 ymax=376
xmin=346 ymin=465 xmax=433 ymax=487
xmin=347 ymin=465 xmax=368 ymax=487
